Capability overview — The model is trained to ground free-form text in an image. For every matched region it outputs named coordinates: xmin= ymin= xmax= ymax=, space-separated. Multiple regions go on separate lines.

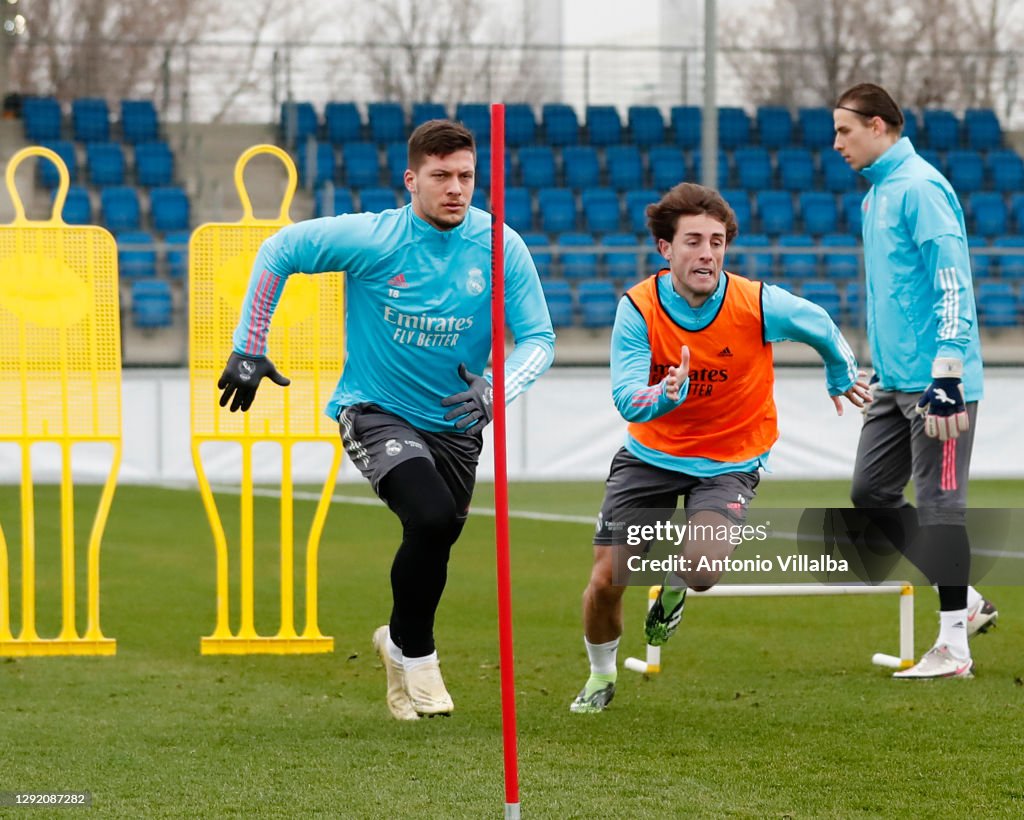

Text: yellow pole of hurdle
xmin=0 ymin=146 xmax=120 ymax=657
xmin=190 ymin=145 xmax=344 ymax=655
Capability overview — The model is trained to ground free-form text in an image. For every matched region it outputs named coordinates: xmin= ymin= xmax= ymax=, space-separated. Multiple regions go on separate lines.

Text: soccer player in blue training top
xmin=571 ymin=183 xmax=872 ymax=713
xmin=218 ymin=119 xmax=555 ymax=719
xmin=834 ymin=83 xmax=996 ymax=679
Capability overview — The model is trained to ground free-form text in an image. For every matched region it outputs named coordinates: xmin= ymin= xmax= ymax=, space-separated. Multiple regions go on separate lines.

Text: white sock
xmin=385 ymin=630 xmax=403 ymax=667
xmin=402 ymin=650 xmax=438 ymax=670
xmin=937 ymin=609 xmax=969 ymax=659
xmin=966 ymin=585 xmax=983 ymax=609
xmin=584 ymin=637 xmax=619 ymax=676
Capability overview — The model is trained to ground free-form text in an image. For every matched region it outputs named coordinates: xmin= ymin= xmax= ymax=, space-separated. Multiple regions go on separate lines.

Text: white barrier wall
xmin=2 ymin=367 xmax=1023 ymax=484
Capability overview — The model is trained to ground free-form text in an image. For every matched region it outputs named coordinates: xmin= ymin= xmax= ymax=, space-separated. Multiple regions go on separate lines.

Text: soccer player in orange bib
xmin=570 ymin=183 xmax=872 ymax=713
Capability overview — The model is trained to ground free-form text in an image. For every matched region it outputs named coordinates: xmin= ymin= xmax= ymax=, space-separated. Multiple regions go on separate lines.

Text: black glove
xmin=914 ymin=358 xmax=969 ymax=441
xmin=441 ymin=363 xmax=494 ymax=431
xmin=217 ymin=352 xmax=290 ymax=413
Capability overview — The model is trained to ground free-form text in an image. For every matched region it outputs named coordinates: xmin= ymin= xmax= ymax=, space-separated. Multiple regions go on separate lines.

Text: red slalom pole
xmin=489 ymin=103 xmax=520 ymax=820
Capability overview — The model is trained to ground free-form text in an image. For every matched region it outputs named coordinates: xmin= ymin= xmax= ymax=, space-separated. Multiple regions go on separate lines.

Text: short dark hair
xmin=835 ymin=83 xmax=905 ymax=135
xmin=407 ymin=119 xmax=476 ymax=170
xmin=646 ymin=182 xmax=739 ymax=245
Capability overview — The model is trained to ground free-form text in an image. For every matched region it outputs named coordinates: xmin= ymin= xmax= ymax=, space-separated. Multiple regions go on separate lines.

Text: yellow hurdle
xmin=190 ymin=145 xmax=345 ymax=655
xmin=0 ymin=147 xmax=121 ymax=657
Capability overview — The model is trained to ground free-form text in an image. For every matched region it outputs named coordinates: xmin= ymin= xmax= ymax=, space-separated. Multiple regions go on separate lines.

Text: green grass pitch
xmin=1 ymin=479 xmax=1022 ymax=817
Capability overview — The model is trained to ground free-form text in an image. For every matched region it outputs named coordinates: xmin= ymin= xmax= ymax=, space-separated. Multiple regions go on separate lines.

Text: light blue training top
xmin=232 ymin=205 xmax=556 ymax=432
xmin=859 ymin=137 xmax=983 ymax=400
xmin=612 ymin=271 xmax=859 ymax=475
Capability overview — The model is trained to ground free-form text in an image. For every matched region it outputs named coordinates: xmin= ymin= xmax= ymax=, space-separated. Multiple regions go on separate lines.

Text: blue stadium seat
xmin=946 ymin=149 xmax=984 ymax=194
xmin=367 ymin=102 xmax=405 ymax=143
xmin=797 ymin=107 xmax=834 ymax=148
xmin=521 ymin=231 xmax=552 ymax=279
xmin=1012 ymin=193 xmax=1024 ymax=234
xmin=648 ymin=146 xmax=687 ymax=190
xmin=538 ymin=187 xmax=577 ymax=234
xmin=120 ymin=99 xmax=159 ymax=145
xmin=131 ymin=279 xmax=174 ymax=328
xmin=577 ymin=279 xmax=619 ymax=328
xmin=844 ymin=281 xmax=864 ymax=325
xmin=720 ymin=189 xmax=751 ymax=232
xmin=150 ymin=186 xmax=190 ymax=232
xmin=541 ymin=104 xmax=579 ymax=146
xmin=341 ymin=142 xmax=381 ymax=188
xmin=800 ymin=280 xmax=843 ymax=324
xmin=314 ymin=187 xmax=356 ymax=218
xmin=970 ymin=192 xmax=1008 ymax=238
xmin=23 ymin=96 xmax=62 ymax=141
xmin=969 ymin=236 xmax=992 ymax=279
xmin=585 ymin=105 xmax=623 ymax=147
xmin=411 ymin=102 xmax=447 ymax=128
xmin=38 ymin=140 xmax=77 ymax=188
xmin=691 ymin=149 xmax=730 ymax=187
xmin=164 ymin=230 xmax=190 ymax=278
xmin=798 ymin=191 xmax=838 ymax=236
xmin=628 ymin=106 xmax=665 ymax=147
xmin=964 ymin=108 xmax=1002 ymax=151
xmin=986 ymin=149 xmax=1024 ymax=193
xmin=756 ymin=106 xmax=794 ymax=150
xmin=505 ymin=104 xmax=537 ymax=147
xmin=734 ymin=147 xmax=772 ymax=190
xmin=135 ymin=141 xmax=174 ymax=187
xmin=670 ymin=106 xmax=701 ymax=149
xmin=975 ymin=281 xmax=1018 ymax=327
xmin=581 ymin=188 xmax=622 ymax=235
xmin=777 ymin=148 xmax=816 ymax=191
xmin=359 ymin=187 xmax=399 ymax=212
xmin=558 ymin=232 xmax=598 ymax=279
xmin=294 ymin=140 xmax=334 ymax=190
xmin=325 ymin=102 xmax=362 ymax=145
xmin=279 ymin=101 xmax=318 ymax=146
xmin=718 ymin=107 xmax=751 ymax=149
xmin=841 ymin=191 xmax=866 ymax=234
xmin=455 ymin=102 xmax=490 ymax=141
xmin=541 ymin=279 xmax=574 ymax=327
xmin=72 ymin=97 xmax=110 ymax=142
xmin=901 ymin=110 xmax=920 ymax=144
xmin=625 ymin=188 xmax=659 ymax=234
xmin=562 ymin=145 xmax=601 ymax=189
xmin=646 ymin=241 xmax=666 ymax=273
xmin=385 ymin=141 xmax=407 ymax=188
xmin=605 ymin=144 xmax=644 ymax=191
xmin=754 ymin=190 xmax=794 ymax=235
xmin=993 ymin=236 xmax=1024 ymax=279
xmin=518 ymin=145 xmax=556 ymax=189
xmin=475 ymin=146 xmax=511 ymax=190
xmin=733 ymin=233 xmax=773 ymax=279
xmin=821 ymin=233 xmax=860 ymax=279
xmin=58 ymin=185 xmax=92 ymax=225
xmin=100 ymin=186 xmax=141 ymax=233
xmin=922 ymin=109 xmax=960 ymax=150
xmin=504 ymin=188 xmax=533 ymax=232
xmin=778 ymin=233 xmax=818 ymax=278
xmin=602 ymin=233 xmax=642 ymax=282
xmin=471 ymin=189 xmax=487 ymax=210
xmin=117 ymin=231 xmax=157 ymax=278
xmin=821 ymin=149 xmax=859 ymax=193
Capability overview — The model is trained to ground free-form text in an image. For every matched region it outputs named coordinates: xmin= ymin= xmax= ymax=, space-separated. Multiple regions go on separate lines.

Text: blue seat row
xmin=281 ymin=100 xmax=1005 ymax=152
xmin=56 ymin=185 xmax=190 ymax=234
xmin=22 ymin=96 xmax=160 ymax=144
xmin=117 ymin=232 xmax=190 ymax=281
xmin=35 ymin=140 xmax=175 ymax=188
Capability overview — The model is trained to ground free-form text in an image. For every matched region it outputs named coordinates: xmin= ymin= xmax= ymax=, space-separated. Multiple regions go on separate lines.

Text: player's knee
xmin=405 ymin=501 xmax=461 ymax=546
xmin=850 ymin=479 xmax=894 ymax=509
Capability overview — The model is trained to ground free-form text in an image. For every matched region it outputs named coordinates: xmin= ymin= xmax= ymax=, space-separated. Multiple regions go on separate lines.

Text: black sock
xmin=379 ymin=458 xmax=468 ymax=658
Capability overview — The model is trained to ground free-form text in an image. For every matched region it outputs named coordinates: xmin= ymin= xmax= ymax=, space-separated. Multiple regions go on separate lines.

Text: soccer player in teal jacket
xmin=219 ymin=120 xmax=555 ymax=717
xmin=834 ymin=83 xmax=995 ymax=679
